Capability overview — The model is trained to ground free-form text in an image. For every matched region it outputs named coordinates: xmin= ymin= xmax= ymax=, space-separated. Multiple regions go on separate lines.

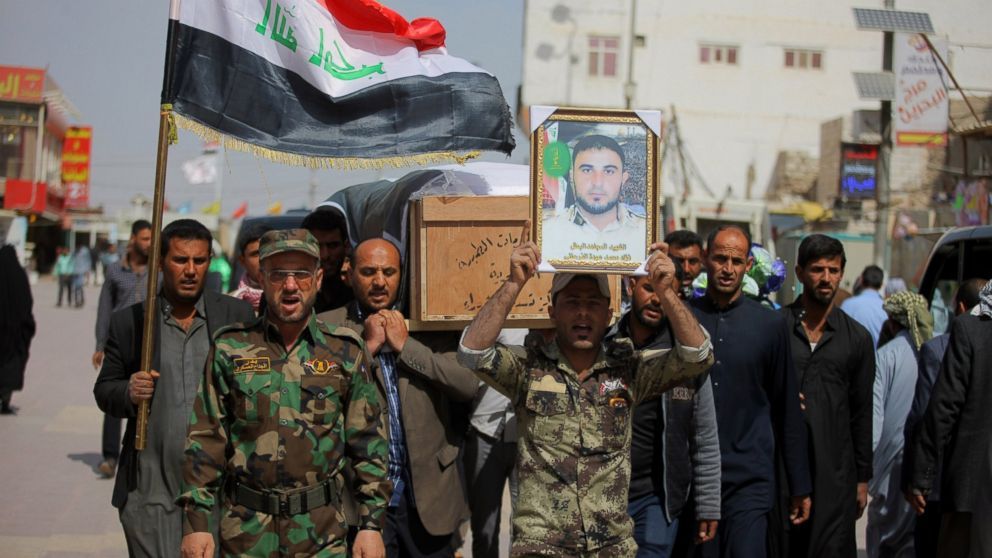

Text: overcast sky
xmin=0 ymin=0 xmax=526 ymax=216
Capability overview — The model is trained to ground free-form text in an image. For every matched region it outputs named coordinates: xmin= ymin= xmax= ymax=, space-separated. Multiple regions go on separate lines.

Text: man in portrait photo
xmin=542 ymin=134 xmax=647 ymax=265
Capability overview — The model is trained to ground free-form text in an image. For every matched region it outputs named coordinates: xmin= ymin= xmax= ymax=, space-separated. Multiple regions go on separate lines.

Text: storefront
xmin=0 ymin=65 xmax=82 ymax=273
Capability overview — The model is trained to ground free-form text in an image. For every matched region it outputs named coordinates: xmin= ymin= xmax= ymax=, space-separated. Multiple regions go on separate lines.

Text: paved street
xmin=0 ymin=278 xmax=125 ymax=557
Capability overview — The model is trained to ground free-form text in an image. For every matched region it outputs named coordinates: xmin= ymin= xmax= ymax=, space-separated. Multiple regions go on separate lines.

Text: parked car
xmin=918 ymin=225 xmax=992 ymax=335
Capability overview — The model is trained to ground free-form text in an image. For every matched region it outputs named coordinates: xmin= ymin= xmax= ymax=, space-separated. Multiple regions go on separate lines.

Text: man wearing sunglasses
xmin=178 ymin=229 xmax=390 ymax=558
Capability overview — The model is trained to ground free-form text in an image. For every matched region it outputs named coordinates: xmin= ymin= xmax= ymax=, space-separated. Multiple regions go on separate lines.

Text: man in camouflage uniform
xmin=177 ymin=229 xmax=390 ymax=558
xmin=457 ymin=227 xmax=714 ymax=557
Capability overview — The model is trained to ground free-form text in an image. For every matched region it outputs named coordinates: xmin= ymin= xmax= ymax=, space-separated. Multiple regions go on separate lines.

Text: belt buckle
xmin=278 ymin=495 xmax=290 ymax=517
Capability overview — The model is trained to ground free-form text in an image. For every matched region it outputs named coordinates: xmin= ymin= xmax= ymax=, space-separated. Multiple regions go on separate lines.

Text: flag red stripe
xmin=315 ymin=0 xmax=446 ymax=51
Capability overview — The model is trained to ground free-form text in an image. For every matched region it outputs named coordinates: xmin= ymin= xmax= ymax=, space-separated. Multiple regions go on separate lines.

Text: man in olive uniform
xmin=458 ymin=227 xmax=714 ymax=557
xmin=177 ymin=229 xmax=390 ymax=558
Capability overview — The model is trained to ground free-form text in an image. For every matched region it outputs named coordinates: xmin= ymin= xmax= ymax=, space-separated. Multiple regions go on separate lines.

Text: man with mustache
xmin=689 ymin=225 xmax=812 ymax=558
xmin=542 ymin=134 xmax=646 ymax=264
xmin=664 ymin=230 xmax=705 ymax=300
xmin=608 ymin=272 xmax=721 ymax=557
xmin=178 ymin=229 xmax=389 ymax=558
xmin=320 ymin=238 xmax=478 ymax=558
xmin=770 ymin=234 xmax=874 ymax=558
xmin=458 ymin=225 xmax=713 ymax=556
xmin=92 ymin=219 xmax=153 ymax=478
xmin=93 ymin=219 xmax=254 ymax=557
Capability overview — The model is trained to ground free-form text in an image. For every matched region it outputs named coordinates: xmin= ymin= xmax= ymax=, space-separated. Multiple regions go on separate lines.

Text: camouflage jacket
xmin=458 ymin=331 xmax=713 ymax=553
xmin=177 ymin=312 xmax=390 ymax=555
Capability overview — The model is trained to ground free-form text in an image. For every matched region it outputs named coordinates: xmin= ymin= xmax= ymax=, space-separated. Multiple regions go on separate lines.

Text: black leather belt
xmin=231 ymin=478 xmax=339 ymax=518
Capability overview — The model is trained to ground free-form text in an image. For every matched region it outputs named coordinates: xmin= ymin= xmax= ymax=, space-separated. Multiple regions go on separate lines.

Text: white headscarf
xmin=974 ymin=280 xmax=992 ymax=318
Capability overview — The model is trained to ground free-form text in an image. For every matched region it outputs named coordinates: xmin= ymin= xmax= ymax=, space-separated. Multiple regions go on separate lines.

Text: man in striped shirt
xmin=91 ymin=219 xmax=153 ymax=478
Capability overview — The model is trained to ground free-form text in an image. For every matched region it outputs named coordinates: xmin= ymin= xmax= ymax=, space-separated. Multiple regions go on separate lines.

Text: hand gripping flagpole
xmin=136 ymin=0 xmax=181 ymax=450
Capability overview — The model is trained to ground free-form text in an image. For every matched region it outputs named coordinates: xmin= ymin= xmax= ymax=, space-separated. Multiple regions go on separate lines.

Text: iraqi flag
xmin=166 ymin=0 xmax=516 ymax=168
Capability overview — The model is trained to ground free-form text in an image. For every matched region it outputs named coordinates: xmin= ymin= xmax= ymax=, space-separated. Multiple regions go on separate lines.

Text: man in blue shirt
xmin=690 ymin=225 xmax=812 ymax=558
xmin=840 ymin=265 xmax=887 ymax=347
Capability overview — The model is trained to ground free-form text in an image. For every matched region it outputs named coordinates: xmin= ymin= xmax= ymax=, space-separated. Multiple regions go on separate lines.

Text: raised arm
xmin=462 ymin=223 xmax=540 ymax=351
xmin=648 ymin=242 xmax=706 ymax=349
xmin=378 ymin=311 xmax=479 ymax=402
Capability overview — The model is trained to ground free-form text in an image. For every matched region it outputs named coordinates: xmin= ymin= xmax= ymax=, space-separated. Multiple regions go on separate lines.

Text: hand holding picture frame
xmin=530 ymin=106 xmax=661 ymax=273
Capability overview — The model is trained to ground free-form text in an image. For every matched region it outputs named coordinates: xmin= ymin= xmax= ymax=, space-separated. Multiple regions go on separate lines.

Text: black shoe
xmin=1 ymin=404 xmax=15 ymax=415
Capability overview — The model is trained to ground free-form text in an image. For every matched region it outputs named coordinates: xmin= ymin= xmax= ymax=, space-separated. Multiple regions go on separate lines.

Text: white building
xmin=520 ymin=0 xmax=992 ymax=203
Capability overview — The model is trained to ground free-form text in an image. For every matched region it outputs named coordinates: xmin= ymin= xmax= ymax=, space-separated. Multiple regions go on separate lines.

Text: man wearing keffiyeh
xmin=867 ymin=291 xmax=933 ymax=557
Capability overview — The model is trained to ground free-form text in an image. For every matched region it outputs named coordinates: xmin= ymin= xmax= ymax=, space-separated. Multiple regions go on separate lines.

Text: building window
xmin=588 ymin=35 xmax=619 ymax=77
xmin=784 ymin=48 xmax=823 ymax=69
xmin=699 ymin=44 xmax=738 ymax=66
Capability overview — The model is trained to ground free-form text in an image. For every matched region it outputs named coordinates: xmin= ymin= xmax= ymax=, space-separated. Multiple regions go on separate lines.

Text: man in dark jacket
xmin=907 ymin=281 xmax=992 ymax=558
xmin=902 ymin=278 xmax=986 ymax=558
xmin=772 ymin=234 xmax=874 ymax=558
xmin=609 ymin=272 xmax=721 ymax=557
xmin=93 ymin=219 xmax=253 ymax=557
xmin=92 ymin=219 xmax=153 ymax=478
xmin=319 ymin=238 xmax=478 ymax=558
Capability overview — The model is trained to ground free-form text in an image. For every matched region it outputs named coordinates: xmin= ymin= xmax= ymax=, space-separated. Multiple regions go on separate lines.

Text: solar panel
xmin=852 ymin=72 xmax=895 ymax=100
xmin=853 ymin=8 xmax=934 ymax=33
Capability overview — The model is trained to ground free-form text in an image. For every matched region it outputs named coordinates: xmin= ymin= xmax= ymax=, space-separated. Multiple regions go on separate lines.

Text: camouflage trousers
xmin=511 ymin=537 xmax=638 ymax=557
xmin=217 ymin=503 xmax=348 ymax=557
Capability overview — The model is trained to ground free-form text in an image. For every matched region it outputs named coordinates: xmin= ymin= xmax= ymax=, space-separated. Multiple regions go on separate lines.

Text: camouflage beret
xmin=258 ymin=229 xmax=320 ymax=261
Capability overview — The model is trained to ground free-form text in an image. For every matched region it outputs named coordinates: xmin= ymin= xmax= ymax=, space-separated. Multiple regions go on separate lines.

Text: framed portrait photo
xmin=530 ymin=106 xmax=661 ymax=273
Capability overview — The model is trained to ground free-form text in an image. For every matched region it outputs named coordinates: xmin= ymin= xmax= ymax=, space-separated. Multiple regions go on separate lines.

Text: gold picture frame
xmin=530 ymin=106 xmax=661 ymax=273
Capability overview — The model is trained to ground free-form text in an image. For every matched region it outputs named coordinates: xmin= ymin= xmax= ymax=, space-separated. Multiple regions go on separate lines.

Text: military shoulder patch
xmin=233 ymin=357 xmax=271 ymax=374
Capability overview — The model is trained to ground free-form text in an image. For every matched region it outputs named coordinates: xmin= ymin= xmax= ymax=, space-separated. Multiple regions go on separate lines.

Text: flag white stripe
xmin=179 ymin=0 xmax=488 ymax=99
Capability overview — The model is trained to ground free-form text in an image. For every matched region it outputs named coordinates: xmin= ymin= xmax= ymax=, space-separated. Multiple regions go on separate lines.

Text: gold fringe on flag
xmin=171 ymin=112 xmax=481 ymax=170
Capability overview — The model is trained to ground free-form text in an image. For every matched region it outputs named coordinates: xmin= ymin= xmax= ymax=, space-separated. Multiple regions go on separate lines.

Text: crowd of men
xmin=87 ymin=209 xmax=991 ymax=558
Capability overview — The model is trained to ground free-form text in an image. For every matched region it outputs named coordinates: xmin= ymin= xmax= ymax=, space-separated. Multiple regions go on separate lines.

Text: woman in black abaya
xmin=0 ymin=244 xmax=36 ymax=414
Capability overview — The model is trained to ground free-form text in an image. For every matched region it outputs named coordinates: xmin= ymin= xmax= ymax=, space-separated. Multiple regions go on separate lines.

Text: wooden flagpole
xmin=136 ymin=0 xmax=181 ymax=450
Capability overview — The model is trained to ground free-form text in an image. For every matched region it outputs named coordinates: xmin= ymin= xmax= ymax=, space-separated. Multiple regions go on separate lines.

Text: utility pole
xmin=873 ymin=0 xmax=895 ymax=271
